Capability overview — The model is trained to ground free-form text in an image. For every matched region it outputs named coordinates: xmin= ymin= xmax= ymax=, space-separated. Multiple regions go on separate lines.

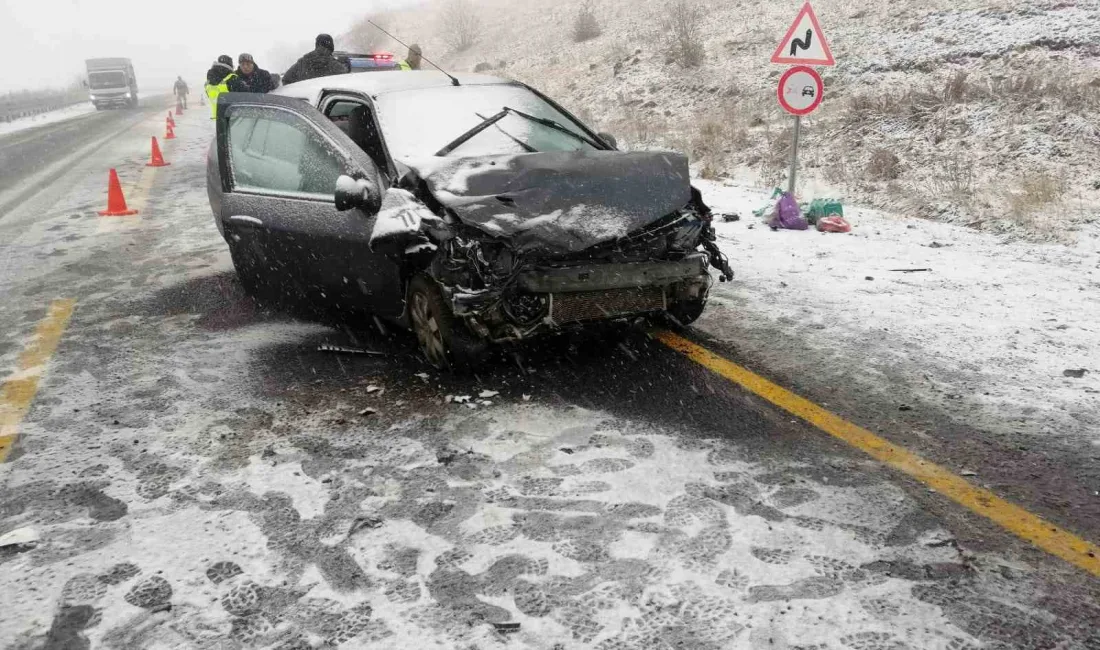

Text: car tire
xmin=666 ymin=298 xmax=707 ymax=327
xmin=408 ymin=275 xmax=489 ymax=371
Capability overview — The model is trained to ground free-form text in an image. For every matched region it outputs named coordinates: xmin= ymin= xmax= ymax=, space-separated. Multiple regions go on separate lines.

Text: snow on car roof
xmin=274 ymin=70 xmax=515 ymax=103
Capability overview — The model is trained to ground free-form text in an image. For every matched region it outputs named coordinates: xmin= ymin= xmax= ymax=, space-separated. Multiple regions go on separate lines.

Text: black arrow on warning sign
xmin=790 ymin=29 xmax=813 ymax=56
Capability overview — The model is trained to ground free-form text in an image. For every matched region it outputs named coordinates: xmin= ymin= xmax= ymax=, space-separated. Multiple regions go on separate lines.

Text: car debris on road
xmin=0 ymin=527 xmax=40 ymax=550
xmin=317 ymin=344 xmax=385 ymax=356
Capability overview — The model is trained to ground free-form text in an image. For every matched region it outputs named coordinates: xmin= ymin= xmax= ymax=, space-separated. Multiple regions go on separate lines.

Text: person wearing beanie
xmin=227 ymin=53 xmax=276 ymax=94
xmin=282 ymin=33 xmax=348 ymax=85
xmin=204 ymin=55 xmax=237 ymax=119
xmin=398 ymin=44 xmax=423 ymax=71
xmin=206 ymin=55 xmax=234 ymax=86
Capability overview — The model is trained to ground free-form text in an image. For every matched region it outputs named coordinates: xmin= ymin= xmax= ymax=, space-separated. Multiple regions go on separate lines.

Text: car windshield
xmin=88 ymin=71 xmax=126 ymax=89
xmin=372 ymin=84 xmax=599 ymax=160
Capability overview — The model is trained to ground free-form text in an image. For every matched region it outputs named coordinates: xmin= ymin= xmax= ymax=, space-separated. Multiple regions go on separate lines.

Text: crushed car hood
xmin=405 ymin=150 xmax=692 ymax=254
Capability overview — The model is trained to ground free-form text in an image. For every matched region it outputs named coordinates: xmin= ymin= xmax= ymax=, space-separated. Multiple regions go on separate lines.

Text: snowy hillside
xmin=351 ymin=0 xmax=1100 ymax=239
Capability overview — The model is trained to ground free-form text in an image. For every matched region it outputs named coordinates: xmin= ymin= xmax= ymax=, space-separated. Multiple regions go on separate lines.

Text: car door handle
xmin=229 ymin=215 xmax=264 ymax=227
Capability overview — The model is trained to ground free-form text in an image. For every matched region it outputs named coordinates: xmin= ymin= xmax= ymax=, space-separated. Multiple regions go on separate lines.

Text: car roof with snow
xmin=275 ymin=70 xmax=517 ymax=104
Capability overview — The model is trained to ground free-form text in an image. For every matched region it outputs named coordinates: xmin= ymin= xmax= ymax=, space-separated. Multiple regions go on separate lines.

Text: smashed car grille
xmin=550 ymin=287 xmax=666 ymax=325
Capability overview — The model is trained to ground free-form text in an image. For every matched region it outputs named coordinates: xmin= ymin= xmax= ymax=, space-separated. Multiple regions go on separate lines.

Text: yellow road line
xmin=100 ymin=120 xmax=171 ymax=221
xmin=97 ymin=165 xmax=158 ymax=234
xmin=0 ymin=299 xmax=76 ymax=463
xmin=126 ymin=159 xmax=162 ymax=214
xmin=653 ymin=329 xmax=1100 ymax=577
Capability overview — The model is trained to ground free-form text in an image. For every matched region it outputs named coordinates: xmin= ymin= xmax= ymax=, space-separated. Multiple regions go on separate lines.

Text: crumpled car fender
xmin=369 ymin=187 xmax=442 ymax=255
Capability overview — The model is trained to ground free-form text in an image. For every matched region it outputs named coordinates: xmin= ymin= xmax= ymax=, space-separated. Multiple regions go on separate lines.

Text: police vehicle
xmin=334 ymin=52 xmax=402 ymax=73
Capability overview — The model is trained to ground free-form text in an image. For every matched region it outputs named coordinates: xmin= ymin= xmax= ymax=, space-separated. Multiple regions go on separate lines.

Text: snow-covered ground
xmin=371 ymin=0 xmax=1100 ymax=238
xmin=695 ymin=178 xmax=1100 ymax=449
xmin=2 ymin=76 xmax=1099 ymax=650
xmin=0 ymin=102 xmax=97 ymax=138
xmin=333 ymin=0 xmax=1100 ymax=450
xmin=0 ymin=117 xmax=989 ymax=649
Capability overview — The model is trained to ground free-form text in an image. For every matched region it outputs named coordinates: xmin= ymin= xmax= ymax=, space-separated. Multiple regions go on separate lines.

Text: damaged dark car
xmin=207 ymin=71 xmax=733 ymax=368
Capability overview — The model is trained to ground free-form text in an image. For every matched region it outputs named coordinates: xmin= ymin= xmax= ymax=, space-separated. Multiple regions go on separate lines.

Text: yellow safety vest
xmin=205 ymin=73 xmax=237 ymax=119
xmin=397 ymin=61 xmax=412 ymax=71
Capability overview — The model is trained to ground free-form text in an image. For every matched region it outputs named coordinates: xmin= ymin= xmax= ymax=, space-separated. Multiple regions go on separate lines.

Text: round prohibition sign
xmin=777 ymin=65 xmax=824 ymax=116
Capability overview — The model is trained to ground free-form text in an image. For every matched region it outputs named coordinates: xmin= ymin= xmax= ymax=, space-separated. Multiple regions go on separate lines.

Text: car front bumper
xmin=448 ymin=253 xmax=712 ymax=342
xmin=91 ymin=93 xmax=133 ymax=107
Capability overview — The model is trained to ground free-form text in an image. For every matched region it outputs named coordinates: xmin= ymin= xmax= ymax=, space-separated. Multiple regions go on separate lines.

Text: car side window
xmin=226 ymin=106 xmax=346 ymax=198
xmin=324 ymin=97 xmax=390 ymax=175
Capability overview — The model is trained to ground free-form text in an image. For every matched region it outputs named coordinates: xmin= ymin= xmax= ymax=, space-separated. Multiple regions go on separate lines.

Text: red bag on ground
xmin=816 ymin=216 xmax=852 ymax=233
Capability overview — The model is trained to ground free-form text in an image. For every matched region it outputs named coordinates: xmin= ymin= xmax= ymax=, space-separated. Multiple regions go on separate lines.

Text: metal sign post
xmin=777 ymin=65 xmax=823 ymax=196
xmin=788 ymin=115 xmax=801 ymax=196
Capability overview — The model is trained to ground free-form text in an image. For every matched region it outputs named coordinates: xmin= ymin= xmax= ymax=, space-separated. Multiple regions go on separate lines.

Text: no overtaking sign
xmin=778 ymin=65 xmax=824 ymax=116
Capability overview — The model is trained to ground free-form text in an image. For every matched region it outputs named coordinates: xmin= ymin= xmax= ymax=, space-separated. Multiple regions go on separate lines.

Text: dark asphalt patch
xmin=43 ymin=604 xmax=95 ymax=650
xmin=127 ymin=272 xmax=886 ymax=482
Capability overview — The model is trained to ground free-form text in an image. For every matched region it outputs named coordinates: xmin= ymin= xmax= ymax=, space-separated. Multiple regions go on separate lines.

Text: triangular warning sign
xmin=771 ymin=2 xmax=835 ymax=66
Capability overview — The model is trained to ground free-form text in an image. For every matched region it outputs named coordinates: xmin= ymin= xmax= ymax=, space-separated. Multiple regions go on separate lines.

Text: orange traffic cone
xmin=146 ymin=137 xmax=171 ymax=167
xmin=165 ymin=120 xmax=176 ymax=140
xmin=97 ymin=169 xmax=139 ymax=216
xmin=175 ymin=98 xmax=184 ymax=115
xmin=167 ymin=111 xmax=175 ymax=128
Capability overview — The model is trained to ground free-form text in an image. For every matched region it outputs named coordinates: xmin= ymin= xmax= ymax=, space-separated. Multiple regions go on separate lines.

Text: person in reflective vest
xmin=204 ymin=55 xmax=235 ymax=119
xmin=397 ymin=44 xmax=423 ymax=71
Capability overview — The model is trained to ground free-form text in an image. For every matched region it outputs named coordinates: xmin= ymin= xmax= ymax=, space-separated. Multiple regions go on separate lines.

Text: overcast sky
xmin=0 ymin=0 xmax=419 ymax=93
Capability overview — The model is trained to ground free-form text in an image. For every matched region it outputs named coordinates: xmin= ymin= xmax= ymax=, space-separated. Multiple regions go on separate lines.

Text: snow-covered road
xmin=0 ymin=102 xmax=97 ymax=138
xmin=0 ymin=108 xmax=1097 ymax=650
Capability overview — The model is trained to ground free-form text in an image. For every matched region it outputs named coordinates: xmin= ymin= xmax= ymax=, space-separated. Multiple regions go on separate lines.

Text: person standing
xmin=398 ymin=44 xmax=423 ymax=71
xmin=227 ymin=54 xmax=276 ymax=94
xmin=282 ymin=34 xmax=347 ymax=85
xmin=173 ymin=76 xmax=190 ymax=109
xmin=204 ymin=55 xmax=235 ymax=119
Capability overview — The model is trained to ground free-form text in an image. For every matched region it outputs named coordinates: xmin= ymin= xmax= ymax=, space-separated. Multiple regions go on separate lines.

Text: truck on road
xmin=85 ymin=58 xmax=139 ymax=109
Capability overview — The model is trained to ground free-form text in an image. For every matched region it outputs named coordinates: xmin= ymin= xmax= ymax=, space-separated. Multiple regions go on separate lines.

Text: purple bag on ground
xmin=769 ymin=192 xmax=809 ymax=231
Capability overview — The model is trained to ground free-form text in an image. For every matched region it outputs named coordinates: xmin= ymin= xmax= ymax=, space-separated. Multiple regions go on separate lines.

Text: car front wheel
xmin=408 ymin=275 xmax=489 ymax=371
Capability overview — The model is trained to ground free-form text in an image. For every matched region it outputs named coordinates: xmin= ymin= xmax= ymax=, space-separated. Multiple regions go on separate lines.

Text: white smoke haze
xmin=0 ymin=0 xmax=424 ymax=93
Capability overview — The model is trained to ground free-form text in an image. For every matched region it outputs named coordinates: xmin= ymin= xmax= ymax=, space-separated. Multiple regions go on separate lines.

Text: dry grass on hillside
xmin=350 ymin=0 xmax=1100 ymax=238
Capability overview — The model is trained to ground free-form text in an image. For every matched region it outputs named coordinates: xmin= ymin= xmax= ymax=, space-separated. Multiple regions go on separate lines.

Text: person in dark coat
xmin=227 ymin=53 xmax=276 ymax=94
xmin=173 ymin=76 xmax=190 ymax=108
xmin=206 ymin=55 xmax=234 ymax=86
xmin=282 ymin=34 xmax=348 ymax=85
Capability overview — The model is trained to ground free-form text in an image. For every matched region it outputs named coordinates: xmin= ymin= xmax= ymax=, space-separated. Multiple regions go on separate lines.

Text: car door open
xmin=215 ymin=93 xmax=402 ymax=316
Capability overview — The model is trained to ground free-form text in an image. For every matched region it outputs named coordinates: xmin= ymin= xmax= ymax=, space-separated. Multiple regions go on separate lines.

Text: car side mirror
xmin=598 ymin=132 xmax=618 ymax=149
xmin=335 ymin=174 xmax=381 ymax=213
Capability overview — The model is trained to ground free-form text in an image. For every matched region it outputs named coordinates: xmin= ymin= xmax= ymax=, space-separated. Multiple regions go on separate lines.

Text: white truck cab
xmin=85 ymin=58 xmax=139 ymax=110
